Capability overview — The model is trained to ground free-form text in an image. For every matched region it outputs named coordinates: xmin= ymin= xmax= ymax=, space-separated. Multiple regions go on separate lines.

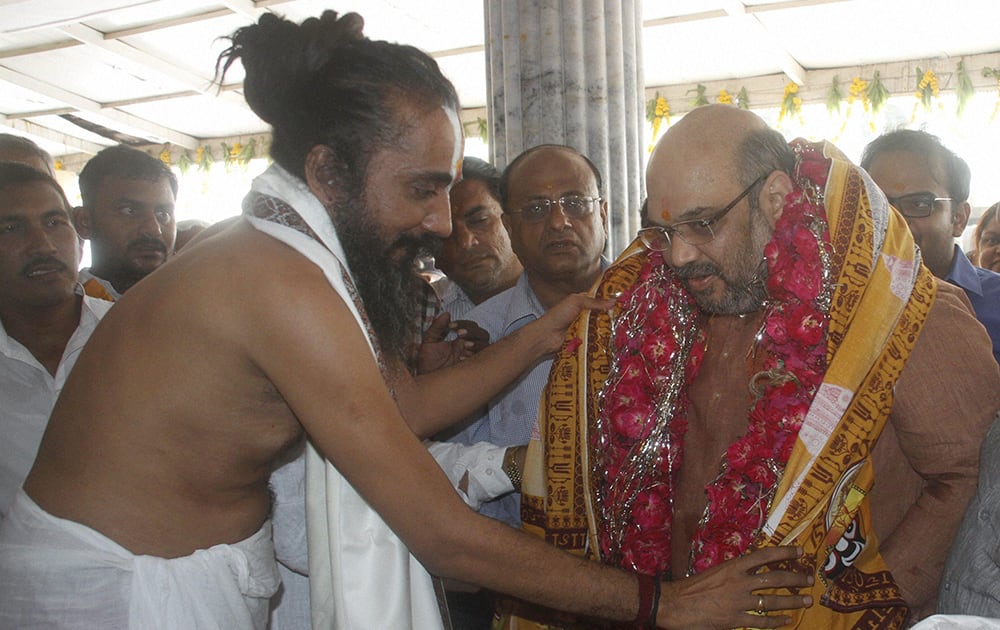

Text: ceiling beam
xmin=0 ymin=65 xmax=197 ymax=148
xmin=0 ymin=116 xmax=107 ymax=155
xmin=56 ymin=23 xmax=247 ymax=109
xmin=724 ymin=0 xmax=807 ymax=85
xmin=219 ymin=0 xmax=265 ymax=19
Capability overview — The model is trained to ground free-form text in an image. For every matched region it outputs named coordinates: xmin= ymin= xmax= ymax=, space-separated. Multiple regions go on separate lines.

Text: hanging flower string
xmin=646 ymin=92 xmax=671 ymax=149
xmin=594 ymin=141 xmax=834 ymax=578
xmin=717 ymin=89 xmax=733 ymax=105
xmin=912 ymin=67 xmax=940 ymax=120
xmin=778 ymin=82 xmax=803 ymax=122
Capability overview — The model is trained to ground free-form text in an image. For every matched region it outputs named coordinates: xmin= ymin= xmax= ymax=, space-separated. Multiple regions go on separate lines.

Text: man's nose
xmin=545 ymin=202 xmax=573 ymax=230
xmin=137 ymin=210 xmax=164 ymax=238
xmin=27 ymin=224 xmax=58 ymax=255
xmin=668 ymin=237 xmax=701 ymax=268
xmin=423 ymin=197 xmax=452 ymax=239
xmin=454 ymin=223 xmax=479 ymax=250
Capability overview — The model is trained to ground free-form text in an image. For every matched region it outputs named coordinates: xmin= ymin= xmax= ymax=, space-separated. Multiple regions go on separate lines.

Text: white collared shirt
xmin=0 ymin=294 xmax=112 ymax=518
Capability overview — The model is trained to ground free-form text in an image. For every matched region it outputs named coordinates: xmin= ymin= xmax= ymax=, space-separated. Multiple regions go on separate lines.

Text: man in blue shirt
xmin=448 ymin=145 xmax=610 ymax=528
xmin=863 ymin=129 xmax=1000 ymax=365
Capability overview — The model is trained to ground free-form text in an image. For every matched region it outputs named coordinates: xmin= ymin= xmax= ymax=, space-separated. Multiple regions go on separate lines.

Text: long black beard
xmin=332 ymin=197 xmax=441 ymax=364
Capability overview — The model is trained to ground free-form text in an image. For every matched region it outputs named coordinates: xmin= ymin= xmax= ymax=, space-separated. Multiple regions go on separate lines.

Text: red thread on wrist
xmin=635 ymin=573 xmax=656 ymax=627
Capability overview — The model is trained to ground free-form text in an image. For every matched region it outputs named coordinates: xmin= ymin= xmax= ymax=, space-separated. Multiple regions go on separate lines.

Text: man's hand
xmin=656 ymin=546 xmax=813 ymax=629
xmin=530 ymin=293 xmax=615 ymax=355
xmin=416 ymin=312 xmax=491 ymax=374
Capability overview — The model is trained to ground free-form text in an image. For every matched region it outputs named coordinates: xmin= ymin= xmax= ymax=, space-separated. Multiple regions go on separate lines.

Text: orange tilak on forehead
xmin=656 ymin=196 xmax=673 ymax=222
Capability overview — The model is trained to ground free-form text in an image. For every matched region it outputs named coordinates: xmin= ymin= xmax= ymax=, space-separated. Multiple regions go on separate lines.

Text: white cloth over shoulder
xmin=0 ymin=490 xmax=278 ymax=629
xmin=244 ymin=164 xmax=444 ymax=630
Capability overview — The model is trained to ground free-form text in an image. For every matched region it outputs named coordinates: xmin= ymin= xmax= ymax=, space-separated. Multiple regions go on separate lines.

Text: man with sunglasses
xmin=862 ymin=129 xmax=1000 ymax=365
xmin=505 ymin=106 xmax=1000 ymax=629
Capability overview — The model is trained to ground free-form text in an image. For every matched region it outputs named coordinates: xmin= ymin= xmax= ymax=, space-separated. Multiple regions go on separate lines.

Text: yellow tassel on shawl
xmin=81 ymin=278 xmax=116 ymax=302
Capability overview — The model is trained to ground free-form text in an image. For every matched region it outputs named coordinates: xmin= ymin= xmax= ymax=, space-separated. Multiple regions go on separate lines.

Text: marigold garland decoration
xmin=956 ymin=60 xmax=975 ymax=116
xmin=646 ymin=92 xmax=671 ymax=146
xmin=778 ymin=82 xmax=802 ymax=122
xmin=688 ymin=83 xmax=709 ymax=107
xmin=848 ymin=76 xmax=870 ymax=113
xmin=717 ymin=89 xmax=733 ymax=105
xmin=53 ymin=159 xmax=64 ymax=171
xmin=196 ymin=145 xmax=213 ymax=172
xmin=221 ymin=139 xmax=256 ymax=171
xmin=737 ymin=87 xmax=751 ymax=110
xmin=158 ymin=146 xmax=172 ymax=167
xmin=912 ymin=67 xmax=940 ymax=120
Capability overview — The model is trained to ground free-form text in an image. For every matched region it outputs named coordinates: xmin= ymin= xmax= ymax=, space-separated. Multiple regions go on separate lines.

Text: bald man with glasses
xmin=503 ymin=106 xmax=1000 ymax=628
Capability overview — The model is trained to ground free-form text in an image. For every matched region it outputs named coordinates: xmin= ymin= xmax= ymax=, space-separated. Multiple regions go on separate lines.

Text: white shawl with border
xmin=244 ymin=164 xmax=444 ymax=630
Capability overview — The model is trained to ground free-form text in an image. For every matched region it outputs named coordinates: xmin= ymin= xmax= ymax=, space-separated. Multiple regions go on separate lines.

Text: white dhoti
xmin=0 ymin=490 xmax=279 ymax=630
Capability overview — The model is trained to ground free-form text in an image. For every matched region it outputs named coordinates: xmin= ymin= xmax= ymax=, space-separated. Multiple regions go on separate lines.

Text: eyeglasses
xmin=886 ymin=193 xmax=953 ymax=218
xmin=638 ymin=174 xmax=766 ymax=251
xmin=509 ymin=195 xmax=601 ymax=224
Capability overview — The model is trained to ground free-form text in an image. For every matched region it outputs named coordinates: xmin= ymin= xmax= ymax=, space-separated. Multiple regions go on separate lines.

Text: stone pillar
xmin=485 ymin=0 xmax=644 ymax=256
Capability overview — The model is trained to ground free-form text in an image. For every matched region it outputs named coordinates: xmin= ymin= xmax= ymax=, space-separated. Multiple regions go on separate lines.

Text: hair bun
xmin=216 ymin=10 xmax=367 ymax=126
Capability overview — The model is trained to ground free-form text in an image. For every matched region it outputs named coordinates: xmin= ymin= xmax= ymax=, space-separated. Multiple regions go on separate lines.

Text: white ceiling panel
xmin=0 ymin=0 xmax=997 ymax=162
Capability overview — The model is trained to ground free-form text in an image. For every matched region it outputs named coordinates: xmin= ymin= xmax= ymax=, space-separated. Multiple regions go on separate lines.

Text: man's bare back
xmin=26 ymin=222 xmax=316 ymax=557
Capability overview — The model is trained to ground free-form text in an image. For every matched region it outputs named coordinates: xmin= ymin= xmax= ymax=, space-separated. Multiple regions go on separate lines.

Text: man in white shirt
xmin=0 ymin=163 xmax=112 ymax=518
xmin=74 ymin=145 xmax=178 ymax=301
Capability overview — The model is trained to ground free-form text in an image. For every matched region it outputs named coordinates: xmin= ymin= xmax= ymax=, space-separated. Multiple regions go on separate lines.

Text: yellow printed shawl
xmin=502 ymin=141 xmax=936 ymax=629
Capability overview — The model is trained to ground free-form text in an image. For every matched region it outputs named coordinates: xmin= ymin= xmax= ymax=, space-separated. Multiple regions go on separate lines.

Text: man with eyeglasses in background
xmin=439 ymin=144 xmax=608 ymax=629
xmin=862 ymin=129 xmax=1000 ymax=365
xmin=501 ymin=106 xmax=1000 ymax=629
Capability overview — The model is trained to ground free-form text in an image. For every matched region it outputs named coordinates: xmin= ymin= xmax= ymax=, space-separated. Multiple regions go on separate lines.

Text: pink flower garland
xmin=594 ymin=252 xmax=706 ymax=576
xmin=595 ymin=142 xmax=833 ymax=577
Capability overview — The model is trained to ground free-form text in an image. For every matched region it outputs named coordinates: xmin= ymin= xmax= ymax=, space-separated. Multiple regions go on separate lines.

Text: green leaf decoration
xmin=956 ymin=60 xmax=975 ymax=116
xmin=687 ymin=84 xmax=709 ymax=107
xmin=826 ymin=75 xmax=843 ymax=115
xmin=737 ymin=87 xmax=751 ymax=110
xmin=867 ymin=71 xmax=890 ymax=114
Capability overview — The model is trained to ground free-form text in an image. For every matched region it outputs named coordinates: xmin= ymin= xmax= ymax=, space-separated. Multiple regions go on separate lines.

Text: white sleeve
xmin=426 ymin=441 xmax=514 ymax=510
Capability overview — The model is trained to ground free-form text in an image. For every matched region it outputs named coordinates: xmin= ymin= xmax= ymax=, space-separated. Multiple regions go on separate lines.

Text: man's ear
xmin=72 ymin=206 xmax=92 ymax=240
xmin=304 ymin=145 xmax=342 ymax=208
xmin=951 ymin=200 xmax=972 ymax=237
xmin=599 ymin=199 xmax=609 ymax=239
xmin=501 ymin=212 xmax=520 ymax=253
xmin=758 ymin=170 xmax=794 ymax=228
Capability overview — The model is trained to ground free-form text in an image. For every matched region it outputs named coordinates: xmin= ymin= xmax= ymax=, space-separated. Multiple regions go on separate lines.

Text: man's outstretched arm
xmin=396 ymin=293 xmax=612 ymax=437
xmin=253 ymin=279 xmax=813 ymax=628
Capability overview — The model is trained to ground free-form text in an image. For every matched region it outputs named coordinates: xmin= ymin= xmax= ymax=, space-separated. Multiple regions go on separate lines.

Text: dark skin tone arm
xmin=249 ymin=262 xmax=813 ymax=629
